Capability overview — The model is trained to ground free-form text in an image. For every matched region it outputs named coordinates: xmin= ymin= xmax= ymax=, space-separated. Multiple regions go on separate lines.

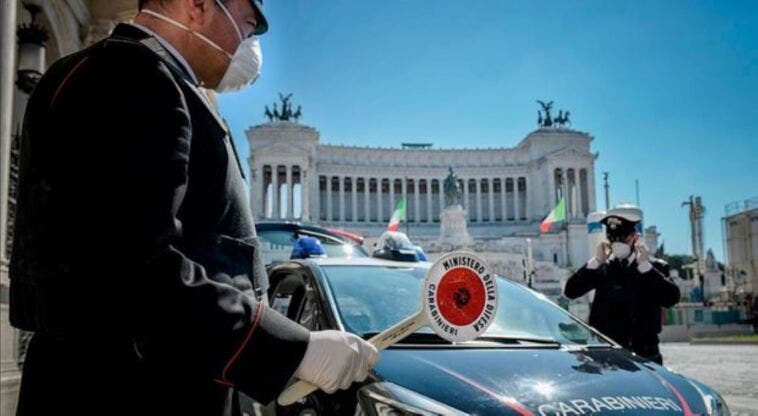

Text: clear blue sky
xmin=217 ymin=0 xmax=757 ymax=260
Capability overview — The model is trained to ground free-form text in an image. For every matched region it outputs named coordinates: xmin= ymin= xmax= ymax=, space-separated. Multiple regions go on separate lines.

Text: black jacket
xmin=9 ymin=24 xmax=308 ymax=413
xmin=564 ymin=257 xmax=679 ymax=357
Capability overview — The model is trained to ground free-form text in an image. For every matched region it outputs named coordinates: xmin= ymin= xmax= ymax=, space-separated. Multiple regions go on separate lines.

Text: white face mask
xmin=611 ymin=242 xmax=632 ymax=259
xmin=142 ymin=1 xmax=262 ymax=93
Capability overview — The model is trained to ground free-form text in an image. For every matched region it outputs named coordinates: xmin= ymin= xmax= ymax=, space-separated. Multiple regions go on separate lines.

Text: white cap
xmin=601 ymin=205 xmax=642 ymax=223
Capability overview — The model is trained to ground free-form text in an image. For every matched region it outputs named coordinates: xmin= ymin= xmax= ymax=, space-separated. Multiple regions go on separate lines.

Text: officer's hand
xmin=295 ymin=330 xmax=379 ymax=394
xmin=594 ymin=241 xmax=611 ymax=263
xmin=635 ymin=241 xmax=649 ymax=264
xmin=635 ymin=241 xmax=653 ymax=273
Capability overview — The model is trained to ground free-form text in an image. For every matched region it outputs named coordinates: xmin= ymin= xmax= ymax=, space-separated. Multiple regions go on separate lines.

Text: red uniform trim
xmin=50 ymin=56 xmax=90 ymax=109
xmin=215 ymin=301 xmax=265 ymax=387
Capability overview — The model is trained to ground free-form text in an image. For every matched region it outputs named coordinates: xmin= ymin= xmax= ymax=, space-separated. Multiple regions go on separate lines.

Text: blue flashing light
xmin=291 ymin=236 xmax=326 ymax=259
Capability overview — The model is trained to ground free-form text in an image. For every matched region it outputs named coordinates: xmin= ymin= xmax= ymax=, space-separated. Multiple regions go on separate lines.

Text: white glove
xmin=635 ymin=241 xmax=653 ymax=273
xmin=588 ymin=241 xmax=610 ymax=269
xmin=295 ymin=330 xmax=379 ymax=394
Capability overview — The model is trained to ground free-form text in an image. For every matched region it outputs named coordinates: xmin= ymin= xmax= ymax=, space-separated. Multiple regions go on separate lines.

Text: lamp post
xmin=16 ymin=4 xmax=48 ymax=94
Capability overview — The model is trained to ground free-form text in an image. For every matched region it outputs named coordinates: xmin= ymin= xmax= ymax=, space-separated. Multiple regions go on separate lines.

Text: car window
xmin=257 ymin=229 xmax=367 ymax=264
xmin=321 ymin=265 xmax=609 ymax=346
xmin=269 ymin=275 xmax=324 ymax=330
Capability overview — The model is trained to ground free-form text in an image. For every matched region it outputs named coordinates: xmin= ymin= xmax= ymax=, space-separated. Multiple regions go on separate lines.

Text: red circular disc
xmin=436 ymin=267 xmax=486 ymax=326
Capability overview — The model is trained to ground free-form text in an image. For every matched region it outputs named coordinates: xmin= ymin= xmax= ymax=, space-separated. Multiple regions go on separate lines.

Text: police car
xmin=266 ymin=252 xmax=730 ymax=416
xmin=256 ymin=221 xmax=370 ymax=264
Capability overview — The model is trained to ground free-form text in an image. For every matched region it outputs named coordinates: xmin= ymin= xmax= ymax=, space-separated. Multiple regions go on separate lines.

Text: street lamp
xmin=16 ymin=4 xmax=48 ymax=94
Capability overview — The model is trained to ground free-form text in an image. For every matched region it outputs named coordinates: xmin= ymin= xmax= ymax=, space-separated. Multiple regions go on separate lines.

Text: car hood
xmin=372 ymin=347 xmax=710 ymax=415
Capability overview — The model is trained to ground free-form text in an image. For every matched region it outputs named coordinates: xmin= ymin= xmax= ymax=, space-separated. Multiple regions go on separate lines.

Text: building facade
xmin=247 ymin=116 xmax=599 ymax=269
xmin=723 ymin=197 xmax=758 ymax=296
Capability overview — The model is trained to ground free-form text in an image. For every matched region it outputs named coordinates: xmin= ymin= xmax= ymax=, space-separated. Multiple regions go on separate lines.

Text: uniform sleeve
xmin=645 ymin=262 xmax=681 ymax=308
xmin=564 ymin=264 xmax=601 ymax=299
xmin=63 ymin=49 xmax=308 ymax=403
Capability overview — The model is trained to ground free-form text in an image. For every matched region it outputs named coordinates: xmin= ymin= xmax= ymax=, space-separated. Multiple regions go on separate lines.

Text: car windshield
xmin=258 ymin=229 xmax=368 ymax=264
xmin=321 ymin=265 xmax=610 ymax=346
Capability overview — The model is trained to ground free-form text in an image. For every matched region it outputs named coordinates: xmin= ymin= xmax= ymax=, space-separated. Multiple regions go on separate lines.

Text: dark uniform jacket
xmin=564 ymin=257 xmax=679 ymax=361
xmin=9 ymin=24 xmax=309 ymax=414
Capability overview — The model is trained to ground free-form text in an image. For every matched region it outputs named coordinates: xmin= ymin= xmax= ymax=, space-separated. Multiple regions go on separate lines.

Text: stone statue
xmin=536 ymin=100 xmax=553 ymax=127
xmin=443 ymin=167 xmax=462 ymax=207
xmin=293 ymin=105 xmax=302 ymax=121
xmin=263 ymin=93 xmax=303 ymax=122
xmin=272 ymin=103 xmax=280 ymax=119
xmin=279 ymin=93 xmax=293 ymax=120
xmin=553 ymin=110 xmax=571 ymax=127
xmin=439 ymin=167 xmax=472 ymax=247
xmin=536 ymin=100 xmax=572 ymax=128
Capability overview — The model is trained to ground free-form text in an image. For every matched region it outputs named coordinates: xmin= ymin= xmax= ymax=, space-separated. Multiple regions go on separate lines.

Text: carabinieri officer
xmin=10 ymin=1 xmax=376 ymax=414
xmin=564 ymin=207 xmax=680 ymax=364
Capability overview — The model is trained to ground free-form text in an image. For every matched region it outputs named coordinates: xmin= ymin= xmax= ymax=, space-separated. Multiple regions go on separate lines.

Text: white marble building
xmin=247 ymin=117 xmax=599 ymax=270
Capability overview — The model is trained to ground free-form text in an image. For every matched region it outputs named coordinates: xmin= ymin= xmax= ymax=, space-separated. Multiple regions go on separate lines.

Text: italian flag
xmin=388 ymin=197 xmax=407 ymax=231
xmin=540 ymin=197 xmax=566 ymax=233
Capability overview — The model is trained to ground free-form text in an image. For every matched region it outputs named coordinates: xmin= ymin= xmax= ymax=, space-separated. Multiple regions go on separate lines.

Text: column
xmin=364 ymin=177 xmax=371 ymax=222
xmin=523 ymin=176 xmax=529 ymax=221
xmin=475 ymin=178 xmax=482 ymax=222
xmin=561 ymin=169 xmax=568 ymax=215
xmin=558 ymin=169 xmax=567 ymax=223
xmin=578 ymin=169 xmax=586 ymax=218
xmin=487 ymin=177 xmax=495 ymax=223
xmin=0 ymin=0 xmax=17 ymax=267
xmin=301 ymin=169 xmax=310 ymax=221
xmin=250 ymin=164 xmax=262 ymax=219
xmin=587 ymin=167 xmax=597 ymax=212
xmin=351 ymin=176 xmax=358 ymax=223
xmin=389 ymin=178 xmax=395 ymax=217
xmin=426 ymin=179 xmax=433 ymax=223
xmin=463 ymin=177 xmax=470 ymax=212
xmin=572 ymin=167 xmax=579 ymax=218
xmin=260 ymin=165 xmax=268 ymax=219
xmin=500 ymin=177 xmax=507 ymax=222
xmin=325 ymin=175 xmax=332 ymax=222
xmin=413 ymin=178 xmax=420 ymax=223
xmin=543 ymin=166 xmax=558 ymax=211
xmin=338 ymin=175 xmax=345 ymax=222
xmin=438 ymin=178 xmax=444 ymax=214
xmin=309 ymin=170 xmax=318 ymax=222
xmin=286 ymin=165 xmax=293 ymax=219
xmin=377 ymin=178 xmax=384 ymax=223
xmin=271 ymin=167 xmax=280 ymax=219
xmin=513 ymin=176 xmax=520 ymax=222
xmin=402 ymin=177 xmax=408 ymax=219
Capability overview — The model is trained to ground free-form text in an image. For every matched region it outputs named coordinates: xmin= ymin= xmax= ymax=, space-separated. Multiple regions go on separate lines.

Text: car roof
xmin=304 ymin=256 xmax=432 ymax=269
xmin=256 ymin=221 xmax=359 ymax=243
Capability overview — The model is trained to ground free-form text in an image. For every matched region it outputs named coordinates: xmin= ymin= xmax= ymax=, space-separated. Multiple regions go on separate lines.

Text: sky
xmin=217 ymin=0 xmax=758 ymax=261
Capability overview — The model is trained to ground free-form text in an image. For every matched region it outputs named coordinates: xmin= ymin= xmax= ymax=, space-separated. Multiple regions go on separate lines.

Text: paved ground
xmin=660 ymin=342 xmax=758 ymax=415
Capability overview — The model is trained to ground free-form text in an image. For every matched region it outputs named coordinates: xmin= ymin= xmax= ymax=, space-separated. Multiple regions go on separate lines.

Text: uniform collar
xmin=110 ymin=23 xmax=199 ymax=87
xmin=108 ymin=23 xmax=233 ymax=144
xmin=128 ymin=23 xmax=199 ymax=85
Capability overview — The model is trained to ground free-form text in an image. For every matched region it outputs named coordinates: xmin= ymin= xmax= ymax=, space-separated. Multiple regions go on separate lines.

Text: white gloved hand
xmin=588 ymin=241 xmax=610 ymax=269
xmin=635 ymin=241 xmax=653 ymax=273
xmin=295 ymin=330 xmax=379 ymax=394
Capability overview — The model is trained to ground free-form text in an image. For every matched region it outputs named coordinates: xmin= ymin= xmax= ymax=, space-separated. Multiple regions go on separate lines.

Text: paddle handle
xmin=276 ymin=312 xmax=426 ymax=406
